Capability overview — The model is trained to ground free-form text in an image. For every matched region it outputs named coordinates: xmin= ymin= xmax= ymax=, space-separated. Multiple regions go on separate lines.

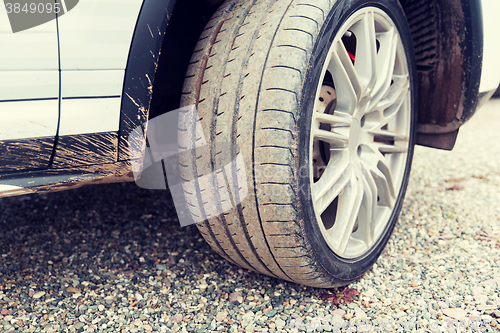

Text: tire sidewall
xmin=297 ymin=0 xmax=418 ymax=283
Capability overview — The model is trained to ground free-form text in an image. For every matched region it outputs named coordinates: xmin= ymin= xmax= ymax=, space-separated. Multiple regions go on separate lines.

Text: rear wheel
xmin=180 ymin=0 xmax=416 ymax=287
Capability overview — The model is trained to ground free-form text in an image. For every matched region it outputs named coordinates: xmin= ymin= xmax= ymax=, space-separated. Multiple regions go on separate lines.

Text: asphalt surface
xmin=0 ymin=98 xmax=499 ymax=332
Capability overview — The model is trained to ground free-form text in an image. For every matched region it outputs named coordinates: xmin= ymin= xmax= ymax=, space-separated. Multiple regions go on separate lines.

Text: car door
xmin=53 ymin=0 xmax=143 ymax=168
xmin=0 ymin=6 xmax=59 ymax=172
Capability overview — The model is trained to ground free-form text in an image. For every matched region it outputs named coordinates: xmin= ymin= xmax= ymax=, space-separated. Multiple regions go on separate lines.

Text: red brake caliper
xmin=347 ymin=51 xmax=356 ymax=63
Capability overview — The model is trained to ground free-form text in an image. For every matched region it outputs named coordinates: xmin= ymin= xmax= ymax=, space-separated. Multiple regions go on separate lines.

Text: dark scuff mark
xmin=52 ymin=132 xmax=118 ymax=168
xmin=0 ymin=137 xmax=55 ymax=173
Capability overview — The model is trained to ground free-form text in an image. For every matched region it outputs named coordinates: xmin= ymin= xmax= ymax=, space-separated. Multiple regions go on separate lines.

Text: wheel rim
xmin=310 ymin=7 xmax=411 ymax=259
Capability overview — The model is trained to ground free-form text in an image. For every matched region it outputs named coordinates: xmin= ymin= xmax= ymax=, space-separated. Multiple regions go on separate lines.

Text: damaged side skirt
xmin=0 ymin=161 xmax=135 ymax=198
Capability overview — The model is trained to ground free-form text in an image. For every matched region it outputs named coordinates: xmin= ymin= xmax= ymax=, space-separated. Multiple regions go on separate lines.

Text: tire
xmin=179 ymin=0 xmax=417 ymax=288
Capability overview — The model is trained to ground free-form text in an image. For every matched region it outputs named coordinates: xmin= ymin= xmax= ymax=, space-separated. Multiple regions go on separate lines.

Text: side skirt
xmin=0 ymin=161 xmax=134 ymax=198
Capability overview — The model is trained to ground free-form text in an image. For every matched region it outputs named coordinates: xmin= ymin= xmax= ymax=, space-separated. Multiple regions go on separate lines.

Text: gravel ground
xmin=1 ymin=99 xmax=500 ymax=333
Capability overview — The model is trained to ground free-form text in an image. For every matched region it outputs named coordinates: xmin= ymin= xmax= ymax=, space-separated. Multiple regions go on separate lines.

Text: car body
xmin=1 ymin=0 xmax=499 ymax=286
xmin=0 ymin=0 xmax=498 ymax=197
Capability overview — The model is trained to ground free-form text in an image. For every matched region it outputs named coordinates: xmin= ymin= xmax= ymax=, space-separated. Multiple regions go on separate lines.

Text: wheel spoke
xmin=375 ymin=75 xmax=410 ymax=130
xmin=369 ymin=149 xmax=396 ymax=206
xmin=368 ymin=28 xmax=398 ymax=108
xmin=331 ymin=174 xmax=364 ymax=254
xmin=352 ymin=11 xmax=378 ymax=94
xmin=337 ymin=41 xmax=363 ymax=99
xmin=372 ymin=167 xmax=394 ymax=208
xmin=368 ymin=128 xmax=408 ymax=142
xmin=330 ymin=43 xmax=359 ymax=113
xmin=313 ymin=111 xmax=352 ymax=127
xmin=312 ymin=154 xmax=351 ymax=214
xmin=358 ymin=166 xmax=378 ymax=246
xmin=373 ymin=142 xmax=408 ymax=154
xmin=311 ymin=126 xmax=349 ymax=147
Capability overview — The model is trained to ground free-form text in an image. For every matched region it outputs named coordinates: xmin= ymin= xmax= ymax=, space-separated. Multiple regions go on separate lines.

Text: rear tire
xmin=180 ymin=0 xmax=417 ymax=287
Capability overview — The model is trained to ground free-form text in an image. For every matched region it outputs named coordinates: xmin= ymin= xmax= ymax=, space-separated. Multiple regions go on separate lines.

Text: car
xmin=1 ymin=0 xmax=499 ymax=288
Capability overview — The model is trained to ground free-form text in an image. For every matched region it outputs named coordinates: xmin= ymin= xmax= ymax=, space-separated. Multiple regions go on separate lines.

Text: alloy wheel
xmin=310 ymin=7 xmax=411 ymax=259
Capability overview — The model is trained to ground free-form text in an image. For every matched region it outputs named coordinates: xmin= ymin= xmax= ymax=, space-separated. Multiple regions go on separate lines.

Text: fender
xmin=118 ymin=0 xmax=178 ymax=161
xmin=401 ymin=0 xmax=483 ymax=150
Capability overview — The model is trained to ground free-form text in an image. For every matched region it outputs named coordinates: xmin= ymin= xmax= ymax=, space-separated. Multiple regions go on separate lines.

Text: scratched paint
xmin=52 ymin=132 xmax=118 ymax=168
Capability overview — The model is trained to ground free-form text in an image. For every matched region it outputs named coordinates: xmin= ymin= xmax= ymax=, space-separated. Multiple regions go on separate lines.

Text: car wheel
xmin=180 ymin=0 xmax=416 ymax=287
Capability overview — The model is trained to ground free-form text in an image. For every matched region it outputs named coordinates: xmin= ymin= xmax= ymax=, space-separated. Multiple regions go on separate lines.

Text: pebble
xmin=32 ymin=291 xmax=45 ymax=299
xmin=264 ymin=310 xmax=277 ymax=317
xmin=169 ymin=314 xmax=183 ymax=324
xmin=156 ymin=264 xmax=167 ymax=271
xmin=392 ymin=311 xmax=406 ymax=319
xmin=229 ymin=291 xmax=242 ymax=303
xmin=0 ymin=100 xmax=499 ymax=333
xmin=331 ymin=309 xmax=346 ymax=318
xmin=275 ymin=318 xmax=285 ymax=328
xmin=216 ymin=311 xmax=227 ymax=322
xmin=74 ymin=322 xmax=85 ymax=330
xmin=65 ymin=287 xmax=81 ymax=294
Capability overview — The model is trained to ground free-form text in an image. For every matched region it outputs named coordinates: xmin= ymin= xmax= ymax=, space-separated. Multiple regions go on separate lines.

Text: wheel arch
xmin=399 ymin=0 xmax=483 ymax=150
xmin=118 ymin=0 xmax=177 ymax=161
xmin=118 ymin=0 xmax=225 ymax=161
